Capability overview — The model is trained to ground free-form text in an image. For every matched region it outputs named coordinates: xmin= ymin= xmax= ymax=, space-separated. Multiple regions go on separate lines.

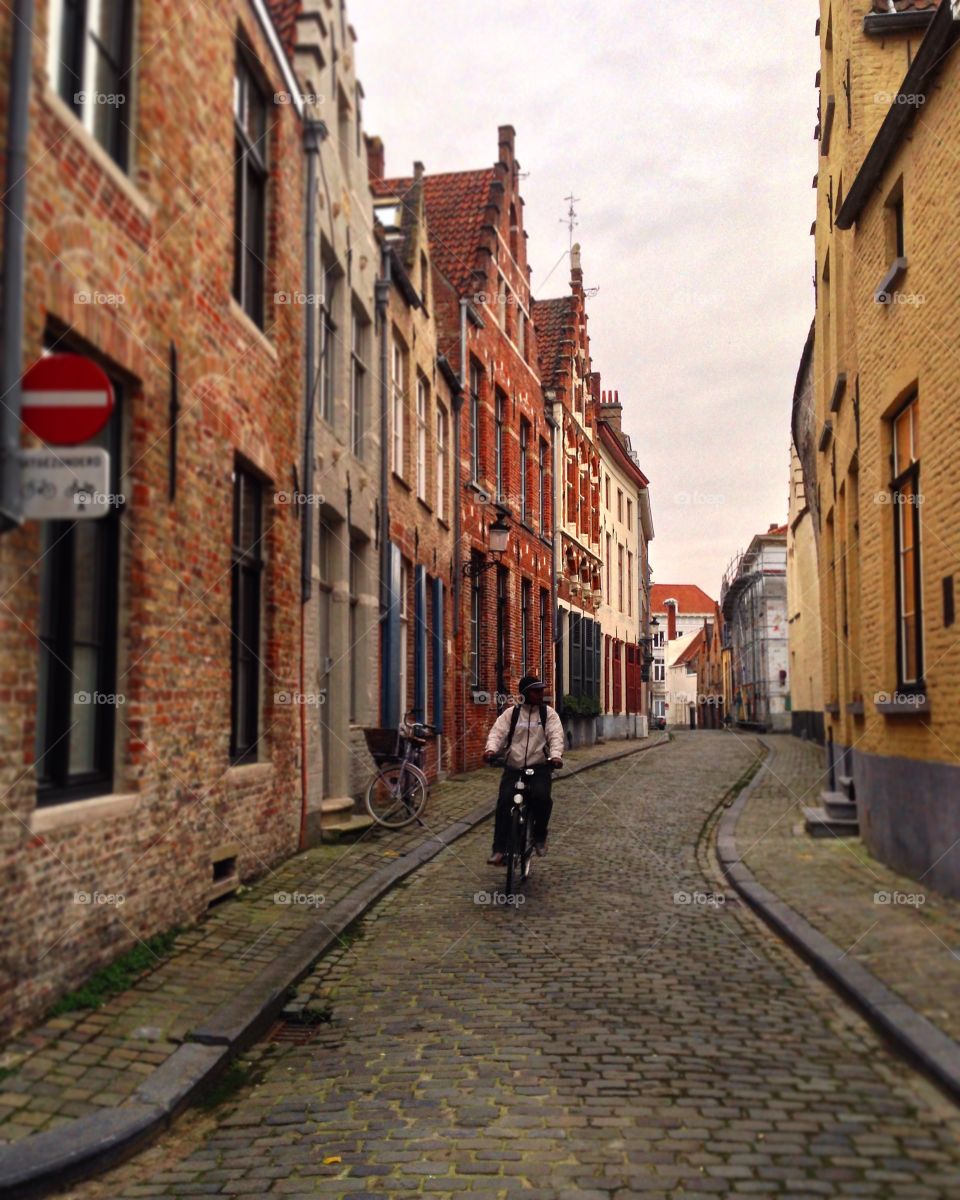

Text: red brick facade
xmin=0 ymin=0 xmax=305 ymax=1034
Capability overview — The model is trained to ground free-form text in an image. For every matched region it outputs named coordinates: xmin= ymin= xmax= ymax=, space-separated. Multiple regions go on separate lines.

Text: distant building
xmin=721 ymin=527 xmax=790 ymax=731
xmin=649 ymin=584 xmax=716 ymax=726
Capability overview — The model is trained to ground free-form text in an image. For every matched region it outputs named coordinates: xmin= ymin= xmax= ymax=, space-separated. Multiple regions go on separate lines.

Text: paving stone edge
xmin=716 ymin=735 xmax=960 ymax=1107
xmin=0 ymin=734 xmax=668 ymax=1199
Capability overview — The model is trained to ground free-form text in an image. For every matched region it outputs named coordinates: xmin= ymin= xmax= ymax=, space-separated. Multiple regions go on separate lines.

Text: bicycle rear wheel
xmin=365 ymin=762 xmax=428 ymax=828
xmin=505 ymin=805 xmax=523 ymax=896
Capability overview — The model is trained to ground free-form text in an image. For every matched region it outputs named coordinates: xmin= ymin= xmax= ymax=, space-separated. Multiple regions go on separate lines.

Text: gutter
xmin=546 ymin=395 xmax=561 ymax=694
xmin=456 ymin=297 xmax=468 ymax=773
xmin=376 ymin=254 xmax=391 ymax=725
xmin=837 ymin=1 xmax=960 ymax=229
xmin=0 ymin=0 xmax=34 ymax=533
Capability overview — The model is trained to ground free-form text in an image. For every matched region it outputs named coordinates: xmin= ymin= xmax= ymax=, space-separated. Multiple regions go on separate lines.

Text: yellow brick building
xmin=812 ymin=0 xmax=960 ymax=894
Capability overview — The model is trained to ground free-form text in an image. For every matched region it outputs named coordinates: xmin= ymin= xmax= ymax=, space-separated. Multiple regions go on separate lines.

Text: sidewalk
xmin=724 ymin=733 xmax=960 ymax=1076
xmin=0 ymin=734 xmax=665 ymax=1155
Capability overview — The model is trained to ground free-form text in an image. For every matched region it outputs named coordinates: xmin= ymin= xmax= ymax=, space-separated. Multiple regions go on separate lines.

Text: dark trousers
xmin=492 ymin=765 xmax=553 ymax=853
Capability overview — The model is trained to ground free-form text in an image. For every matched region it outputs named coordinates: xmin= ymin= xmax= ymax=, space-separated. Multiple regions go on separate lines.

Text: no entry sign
xmin=21 ymin=354 xmax=114 ymax=445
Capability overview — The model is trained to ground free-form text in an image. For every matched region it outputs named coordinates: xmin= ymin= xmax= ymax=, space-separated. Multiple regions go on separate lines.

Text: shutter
xmin=432 ymin=576 xmax=444 ymax=732
xmin=570 ymin=613 xmax=582 ymax=697
xmin=414 ymin=565 xmax=427 ymax=722
xmin=384 ymin=544 xmax=402 ymax=727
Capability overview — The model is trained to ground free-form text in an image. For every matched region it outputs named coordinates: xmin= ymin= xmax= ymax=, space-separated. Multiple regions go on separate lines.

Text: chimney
xmin=665 ymin=599 xmax=677 ymax=641
xmin=570 ymin=241 xmax=583 ymax=294
xmin=600 ymin=387 xmax=623 ymax=433
xmin=366 ymin=135 xmax=385 ymax=188
xmin=498 ymin=124 xmax=516 ymax=170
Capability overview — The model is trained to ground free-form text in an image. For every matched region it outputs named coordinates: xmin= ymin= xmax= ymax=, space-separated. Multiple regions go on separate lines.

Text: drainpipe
xmin=545 ymin=397 xmax=560 ymax=701
xmin=456 ymin=297 xmax=468 ymax=773
xmin=299 ymin=117 xmax=326 ymax=851
xmin=0 ymin=0 xmax=34 ymax=533
xmin=376 ymin=254 xmax=391 ymax=725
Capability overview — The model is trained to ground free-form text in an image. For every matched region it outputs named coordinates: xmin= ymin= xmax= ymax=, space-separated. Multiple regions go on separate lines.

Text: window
xmin=654 ymin=629 xmax=666 ymax=649
xmin=521 ymin=580 xmax=531 ymax=675
xmin=539 ymin=589 xmax=548 ymax=682
xmin=35 ymin=372 xmax=121 ymax=801
xmin=317 ymin=521 xmax=333 ymax=793
xmin=627 ymin=551 xmax=633 ymax=617
xmin=420 ymin=251 xmax=429 ymax=307
xmin=349 ymin=538 xmax=363 ymax=723
xmin=319 ymin=248 xmax=338 ymax=425
xmin=605 ymin=474 xmax=610 ymax=510
xmin=351 ymin=304 xmax=368 ymax=456
xmin=416 ymin=374 xmax=428 ymax=500
xmin=538 ymin=440 xmax=547 ymax=532
xmin=519 ymin=420 xmax=529 ymax=523
xmin=399 ymin=559 xmax=409 ymax=716
xmin=892 ymin=396 xmax=923 ymax=688
xmin=617 ymin=488 xmax=623 ymax=523
xmin=391 ymin=333 xmax=405 ymax=476
xmin=436 ymin=403 xmax=448 ymax=520
xmin=654 ymin=661 xmax=666 ymax=683
xmin=496 ymin=566 xmax=508 ymax=695
xmin=627 ymin=498 xmax=633 ymax=531
xmin=54 ymin=0 xmax=134 ymax=168
xmin=233 ymin=52 xmax=269 ymax=327
xmin=606 ymin=533 xmax=612 ymax=600
xmin=617 ymin=544 xmax=624 ymax=612
xmin=231 ymin=464 xmax=265 ymax=762
xmin=495 ymin=389 xmax=506 ymax=501
xmin=470 ymin=558 xmax=482 ymax=688
xmin=469 ymin=359 xmax=481 ymax=481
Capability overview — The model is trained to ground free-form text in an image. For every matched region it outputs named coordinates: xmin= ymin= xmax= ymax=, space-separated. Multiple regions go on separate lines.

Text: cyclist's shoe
xmin=487 ymin=851 xmax=504 ymax=866
xmin=535 ymin=842 xmax=548 ymax=857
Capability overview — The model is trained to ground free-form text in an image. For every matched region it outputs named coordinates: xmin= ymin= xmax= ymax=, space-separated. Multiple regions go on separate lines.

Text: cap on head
xmin=517 ymin=675 xmax=544 ymax=698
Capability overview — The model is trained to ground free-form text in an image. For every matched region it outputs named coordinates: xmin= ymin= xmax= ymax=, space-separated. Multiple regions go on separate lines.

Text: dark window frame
xmin=891 ymin=395 xmax=923 ymax=691
xmin=57 ymin=0 xmax=134 ymax=169
xmin=230 ymin=462 xmax=266 ymax=763
xmin=233 ymin=49 xmax=269 ymax=327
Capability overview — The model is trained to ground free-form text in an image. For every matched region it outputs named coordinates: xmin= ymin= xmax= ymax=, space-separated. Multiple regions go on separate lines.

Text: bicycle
xmin=499 ymin=761 xmax=560 ymax=898
xmin=362 ymin=715 xmax=437 ymax=828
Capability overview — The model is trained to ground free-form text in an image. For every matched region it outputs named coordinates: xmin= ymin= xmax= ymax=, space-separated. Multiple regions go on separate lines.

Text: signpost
xmin=21 ymin=354 xmax=114 ymax=445
xmin=18 ymin=448 xmax=111 ymax=521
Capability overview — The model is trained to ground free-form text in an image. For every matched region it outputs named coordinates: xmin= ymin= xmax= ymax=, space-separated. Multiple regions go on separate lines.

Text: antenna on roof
xmin=561 ymin=192 xmax=580 ymax=252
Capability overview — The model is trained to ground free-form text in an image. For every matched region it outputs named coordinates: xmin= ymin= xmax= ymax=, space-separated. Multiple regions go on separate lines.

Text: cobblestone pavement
xmin=64 ymin=732 xmax=960 ymax=1199
xmin=0 ymin=738 xmax=662 ymax=1143
xmin=733 ymin=732 xmax=960 ymax=1045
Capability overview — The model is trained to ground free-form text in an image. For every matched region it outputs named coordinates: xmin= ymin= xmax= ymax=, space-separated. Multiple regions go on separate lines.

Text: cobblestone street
xmin=62 ymin=733 xmax=960 ymax=1200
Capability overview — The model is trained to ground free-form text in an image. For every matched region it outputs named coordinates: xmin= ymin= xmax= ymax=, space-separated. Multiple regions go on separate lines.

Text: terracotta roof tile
xmin=871 ymin=0 xmax=939 ymax=12
xmin=532 ymin=296 xmax=576 ymax=388
xmin=419 ymin=169 xmax=498 ymax=296
xmin=651 ymin=584 xmax=717 ymax=615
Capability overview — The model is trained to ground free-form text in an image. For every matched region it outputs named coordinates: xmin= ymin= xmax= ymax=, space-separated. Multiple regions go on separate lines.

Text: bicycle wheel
xmin=365 ymin=762 xmax=428 ymax=828
xmin=505 ymin=804 xmax=523 ymax=896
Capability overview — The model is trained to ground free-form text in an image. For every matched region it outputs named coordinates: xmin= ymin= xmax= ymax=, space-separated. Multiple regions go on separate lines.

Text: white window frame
xmin=436 ymin=402 xmax=447 ymax=520
xmin=416 ymin=374 xmax=428 ymax=501
xmin=391 ymin=335 xmax=405 ymax=477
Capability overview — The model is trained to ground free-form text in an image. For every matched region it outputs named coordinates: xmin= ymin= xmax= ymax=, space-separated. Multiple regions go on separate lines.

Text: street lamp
xmin=462 ymin=516 xmax=510 ymax=577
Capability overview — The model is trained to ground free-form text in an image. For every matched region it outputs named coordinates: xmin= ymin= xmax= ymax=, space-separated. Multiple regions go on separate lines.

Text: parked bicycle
xmin=363 ymin=714 xmax=437 ymax=828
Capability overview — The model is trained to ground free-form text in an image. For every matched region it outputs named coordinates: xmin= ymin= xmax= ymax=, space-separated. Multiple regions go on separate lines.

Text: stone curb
xmin=717 ymin=738 xmax=960 ymax=1107
xmin=0 ymin=734 xmax=669 ymax=1199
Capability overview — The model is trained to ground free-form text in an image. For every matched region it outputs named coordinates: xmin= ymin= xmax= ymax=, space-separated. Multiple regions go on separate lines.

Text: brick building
xmin=0 ymin=0 xmax=307 ymax=1033
xmin=807 ymin=0 xmax=960 ymax=892
xmin=649 ymin=584 xmax=716 ymax=726
xmin=368 ymin=147 xmax=456 ymax=781
xmin=533 ymin=245 xmax=602 ymax=736
xmin=420 ymin=127 xmax=554 ymax=772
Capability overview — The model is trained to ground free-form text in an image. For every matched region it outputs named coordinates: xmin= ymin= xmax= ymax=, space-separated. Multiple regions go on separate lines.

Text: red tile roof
xmin=420 ymin=169 xmax=498 ymax=296
xmin=871 ymin=0 xmax=939 ymax=12
xmin=532 ymin=296 xmax=577 ymax=388
xmin=651 ymin=584 xmax=717 ymax=614
xmin=674 ymin=627 xmax=706 ymax=666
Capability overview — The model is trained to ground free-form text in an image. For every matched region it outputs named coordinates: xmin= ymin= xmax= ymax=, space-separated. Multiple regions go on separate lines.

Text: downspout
xmin=0 ymin=0 xmax=34 ymax=533
xmin=376 ymin=255 xmax=391 ymax=725
xmin=545 ymin=398 xmax=560 ymax=701
xmin=456 ymin=297 xmax=467 ymax=773
xmin=299 ymin=117 xmax=326 ymax=851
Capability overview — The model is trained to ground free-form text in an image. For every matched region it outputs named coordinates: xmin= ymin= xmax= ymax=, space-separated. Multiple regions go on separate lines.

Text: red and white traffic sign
xmin=21 ymin=354 xmax=114 ymax=445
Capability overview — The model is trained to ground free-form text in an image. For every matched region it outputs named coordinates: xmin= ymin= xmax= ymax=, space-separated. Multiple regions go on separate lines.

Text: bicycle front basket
xmin=363 ymin=727 xmax=401 ymax=765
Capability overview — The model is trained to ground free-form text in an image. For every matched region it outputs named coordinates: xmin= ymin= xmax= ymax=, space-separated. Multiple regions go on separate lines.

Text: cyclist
xmin=484 ymin=674 xmax=564 ymax=864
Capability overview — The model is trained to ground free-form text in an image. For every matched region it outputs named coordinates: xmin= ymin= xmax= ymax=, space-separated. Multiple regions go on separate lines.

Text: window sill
xmin=437 ymin=516 xmax=450 ymax=530
xmin=41 ymin=82 xmax=155 ymax=222
xmin=824 ymin=702 xmax=841 ymax=715
xmin=846 ymin=700 xmax=865 ymax=716
xmin=31 ymin=790 xmax=140 ymax=834
xmin=875 ymin=692 xmax=929 ymax=716
xmin=392 ymin=471 xmax=412 ymax=491
xmin=229 ymin=297 xmax=278 ymax=358
xmin=416 ymin=495 xmax=433 ymax=515
xmin=875 ymin=257 xmax=908 ymax=305
xmin=225 ymin=761 xmax=275 ymax=782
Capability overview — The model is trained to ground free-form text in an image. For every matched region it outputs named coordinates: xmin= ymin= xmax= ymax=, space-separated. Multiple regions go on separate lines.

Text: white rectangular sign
xmin=19 ymin=447 xmax=112 ymax=520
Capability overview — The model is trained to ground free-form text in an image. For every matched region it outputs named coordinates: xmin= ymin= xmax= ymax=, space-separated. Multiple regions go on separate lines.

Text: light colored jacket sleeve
xmin=485 ymin=707 xmax=514 ymax=756
xmin=545 ymin=708 xmax=565 ymax=761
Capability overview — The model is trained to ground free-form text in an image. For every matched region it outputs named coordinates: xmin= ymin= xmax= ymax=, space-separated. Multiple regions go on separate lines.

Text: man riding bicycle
xmin=484 ymin=675 xmax=564 ymax=865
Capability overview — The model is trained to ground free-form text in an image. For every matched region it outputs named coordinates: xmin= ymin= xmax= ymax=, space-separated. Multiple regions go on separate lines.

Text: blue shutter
xmin=384 ymin=544 xmax=402 ymax=728
xmin=414 ymin=565 xmax=427 ymax=722
xmin=432 ymin=577 xmax=444 ymax=732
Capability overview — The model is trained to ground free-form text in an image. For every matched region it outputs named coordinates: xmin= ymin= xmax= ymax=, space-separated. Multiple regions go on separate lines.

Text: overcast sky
xmin=350 ymin=0 xmax=819 ymax=599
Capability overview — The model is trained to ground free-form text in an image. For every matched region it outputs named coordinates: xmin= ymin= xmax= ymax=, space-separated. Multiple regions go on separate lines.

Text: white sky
xmin=349 ymin=0 xmax=819 ymax=599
